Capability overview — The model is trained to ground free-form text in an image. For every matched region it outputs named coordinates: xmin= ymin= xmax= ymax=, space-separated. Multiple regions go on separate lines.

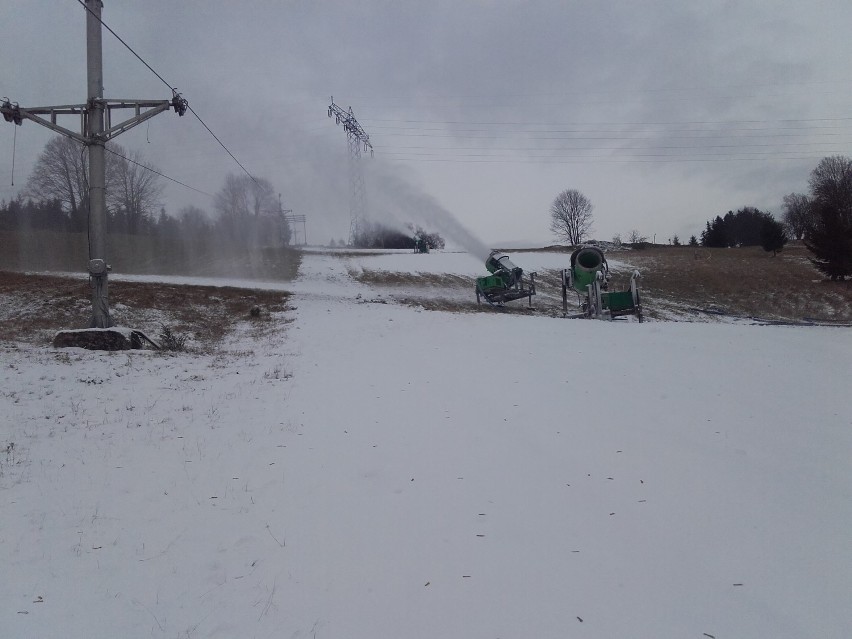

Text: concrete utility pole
xmin=1 ymin=0 xmax=187 ymax=328
xmin=86 ymin=0 xmax=109 ymax=327
xmin=328 ymin=98 xmax=372 ymax=246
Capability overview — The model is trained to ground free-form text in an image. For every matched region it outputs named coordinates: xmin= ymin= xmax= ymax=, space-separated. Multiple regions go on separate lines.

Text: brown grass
xmin=610 ymin=244 xmax=852 ymax=322
xmin=0 ymin=271 xmax=293 ymax=348
xmin=349 ymin=244 xmax=852 ymax=322
xmin=349 ymin=268 xmax=473 ymax=289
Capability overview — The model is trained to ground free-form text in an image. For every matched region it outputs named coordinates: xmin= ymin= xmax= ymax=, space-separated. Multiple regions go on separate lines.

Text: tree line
xmin=4 ymin=134 xmax=449 ymax=252
xmin=697 ymin=156 xmax=852 ymax=277
xmin=698 ymin=207 xmax=787 ymax=255
xmin=548 ymin=155 xmax=852 ymax=279
xmin=1 ymin=135 xmax=291 ymax=248
xmin=351 ymin=222 xmax=445 ymax=250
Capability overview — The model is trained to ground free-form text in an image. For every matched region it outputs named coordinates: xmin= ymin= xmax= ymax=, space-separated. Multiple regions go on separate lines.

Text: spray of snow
xmin=364 ymin=161 xmax=493 ymax=262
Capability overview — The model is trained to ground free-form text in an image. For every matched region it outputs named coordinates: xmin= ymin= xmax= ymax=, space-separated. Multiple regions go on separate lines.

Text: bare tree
xmin=781 ymin=193 xmax=812 ymax=240
xmin=627 ymin=229 xmax=648 ymax=244
xmin=214 ymin=174 xmax=276 ymax=220
xmin=248 ymin=177 xmax=276 ymax=218
xmin=108 ymin=145 xmax=164 ymax=234
xmin=177 ymin=205 xmax=212 ymax=236
xmin=549 ymin=189 xmax=593 ymax=245
xmin=25 ymin=136 xmax=89 ymax=230
xmin=214 ymin=173 xmax=251 ymax=232
xmin=24 ymin=135 xmax=122 ymax=232
xmin=804 ymin=155 xmax=852 ymax=280
xmin=808 ymin=155 xmax=852 ymax=219
xmin=214 ymin=174 xmax=284 ymax=247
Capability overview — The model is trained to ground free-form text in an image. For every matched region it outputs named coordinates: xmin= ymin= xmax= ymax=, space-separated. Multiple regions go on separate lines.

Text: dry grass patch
xmin=0 ymin=271 xmax=293 ymax=349
xmin=350 ymin=268 xmax=473 ymax=290
xmin=610 ymin=244 xmax=852 ymax=322
xmin=356 ymin=244 xmax=851 ymax=323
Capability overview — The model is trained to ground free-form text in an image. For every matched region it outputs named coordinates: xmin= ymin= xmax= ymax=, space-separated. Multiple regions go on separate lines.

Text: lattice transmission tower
xmin=328 ymin=98 xmax=373 ymax=245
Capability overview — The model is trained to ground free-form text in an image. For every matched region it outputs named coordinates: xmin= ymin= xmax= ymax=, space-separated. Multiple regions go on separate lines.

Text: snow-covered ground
xmin=2 ymin=251 xmax=850 ymax=638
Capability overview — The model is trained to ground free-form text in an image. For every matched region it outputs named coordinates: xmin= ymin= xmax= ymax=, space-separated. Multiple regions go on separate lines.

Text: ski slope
xmin=1 ymin=250 xmax=850 ymax=638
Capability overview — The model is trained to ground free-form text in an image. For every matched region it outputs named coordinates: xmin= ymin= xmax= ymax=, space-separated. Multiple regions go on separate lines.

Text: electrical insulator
xmin=1 ymin=99 xmax=22 ymax=125
xmin=171 ymin=90 xmax=188 ymax=116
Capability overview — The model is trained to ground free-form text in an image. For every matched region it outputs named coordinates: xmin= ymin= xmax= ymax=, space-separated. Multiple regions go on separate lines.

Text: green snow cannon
xmin=561 ymin=246 xmax=643 ymax=321
xmin=475 ymin=251 xmax=536 ymax=307
xmin=568 ymin=246 xmax=607 ymax=293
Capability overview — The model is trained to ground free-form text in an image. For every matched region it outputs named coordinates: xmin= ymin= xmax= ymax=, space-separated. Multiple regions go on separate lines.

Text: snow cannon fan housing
xmin=569 ymin=246 xmax=609 ymax=293
xmin=475 ymin=251 xmax=537 ymax=307
xmin=561 ymin=245 xmax=643 ymax=321
xmin=485 ymin=252 xmax=524 ymax=288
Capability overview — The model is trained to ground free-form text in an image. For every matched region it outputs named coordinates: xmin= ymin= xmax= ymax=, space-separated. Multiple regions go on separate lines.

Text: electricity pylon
xmin=328 ymin=98 xmax=372 ymax=245
xmin=1 ymin=0 xmax=187 ymax=328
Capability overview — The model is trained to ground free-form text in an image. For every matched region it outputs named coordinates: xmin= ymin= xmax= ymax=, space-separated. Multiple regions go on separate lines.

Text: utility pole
xmin=283 ymin=213 xmax=307 ymax=246
xmin=86 ymin=0 xmax=109 ymax=327
xmin=277 ymin=193 xmax=293 ymax=246
xmin=1 ymin=0 xmax=187 ymax=329
xmin=328 ymin=98 xmax=372 ymax=246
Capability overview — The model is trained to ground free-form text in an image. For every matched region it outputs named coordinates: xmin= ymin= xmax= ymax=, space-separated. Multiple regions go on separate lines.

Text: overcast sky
xmin=2 ymin=1 xmax=851 ymax=248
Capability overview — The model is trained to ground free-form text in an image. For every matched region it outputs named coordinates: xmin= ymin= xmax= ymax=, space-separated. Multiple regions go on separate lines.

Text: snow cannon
xmin=413 ymin=236 xmax=430 ymax=253
xmin=561 ymin=246 xmax=643 ymax=321
xmin=475 ymin=251 xmax=536 ymax=307
xmin=567 ymin=246 xmax=607 ymax=293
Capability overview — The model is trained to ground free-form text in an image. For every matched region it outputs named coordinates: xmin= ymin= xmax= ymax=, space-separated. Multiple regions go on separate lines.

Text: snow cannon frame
xmin=475 ymin=251 xmax=537 ymax=307
xmin=561 ymin=246 xmax=643 ymax=321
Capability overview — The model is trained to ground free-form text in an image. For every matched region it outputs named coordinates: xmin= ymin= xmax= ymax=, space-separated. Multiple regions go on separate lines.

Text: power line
xmin=367 ymin=124 xmax=852 ymax=136
xmin=352 ymin=90 xmax=852 ymax=111
xmin=372 ymin=131 xmax=852 ymax=144
xmin=184 ymin=104 xmax=259 ymax=186
xmin=74 ymin=0 xmax=259 ymax=186
xmin=377 ymin=141 xmax=852 ymax=153
xmin=346 ymin=77 xmax=852 ymax=101
xmin=381 ymin=148 xmax=836 ymax=159
xmin=103 ymin=146 xmax=214 ymax=197
xmin=381 ymin=154 xmax=828 ymax=165
xmin=361 ymin=116 xmax=852 ymax=127
xmin=75 ymin=0 xmax=173 ymax=93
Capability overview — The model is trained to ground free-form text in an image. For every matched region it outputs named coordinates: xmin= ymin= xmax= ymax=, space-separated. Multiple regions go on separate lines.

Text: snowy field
xmin=2 ymin=250 xmax=851 ymax=639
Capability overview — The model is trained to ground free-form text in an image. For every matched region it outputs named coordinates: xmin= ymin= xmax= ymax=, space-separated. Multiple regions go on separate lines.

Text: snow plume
xmin=364 ymin=161 xmax=493 ymax=261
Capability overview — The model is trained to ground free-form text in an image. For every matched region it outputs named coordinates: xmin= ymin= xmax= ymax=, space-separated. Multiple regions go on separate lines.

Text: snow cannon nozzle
xmin=475 ymin=251 xmax=536 ymax=307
